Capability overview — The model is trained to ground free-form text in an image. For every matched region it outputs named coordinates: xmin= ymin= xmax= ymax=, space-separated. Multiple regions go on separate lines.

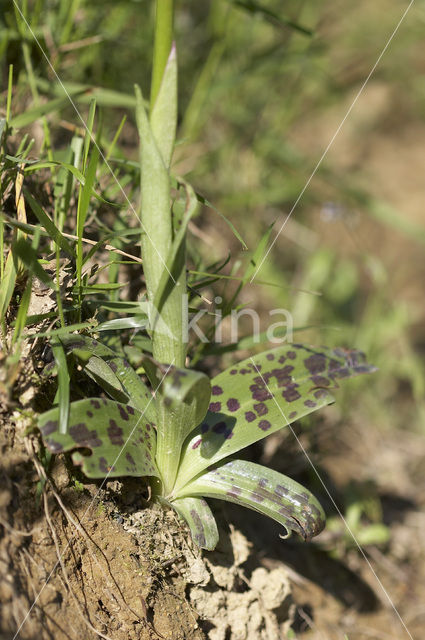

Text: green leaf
xmin=51 ymin=339 xmax=70 ymax=435
xmin=59 ymin=334 xmax=157 ymax=421
xmin=135 ymin=83 xmax=185 ymax=366
xmin=0 ymin=118 xmax=6 ymax=141
xmin=174 ymin=459 xmax=325 ymax=541
xmin=38 ymin=399 xmax=159 ymax=479
xmin=28 ymin=322 xmax=97 ymax=339
xmin=76 ymin=144 xmax=100 ymax=283
xmin=24 ymin=161 xmax=115 ymax=206
xmin=174 ymin=344 xmax=376 ymax=492
xmin=229 ymin=0 xmax=313 ymax=36
xmin=83 ymin=99 xmax=97 ymax=169
xmin=95 ymin=316 xmax=148 ymax=332
xmin=12 ymin=238 xmax=55 ymax=288
xmin=241 ymin=222 xmax=274 ymax=285
xmin=153 ymin=179 xmax=199 ymax=316
xmin=34 ymin=77 xmax=138 ymax=109
xmin=150 ymin=43 xmax=177 ymax=168
xmin=171 ymin=496 xmax=219 ymax=550
xmin=24 ymin=189 xmax=76 ymax=258
xmin=0 ymin=251 xmax=17 ymax=322
xmin=193 ymin=189 xmax=247 ymax=249
xmin=10 ymin=92 xmax=86 ymax=128
xmin=99 ymin=301 xmax=150 ymax=313
xmin=11 ymin=273 xmax=33 ymax=343
xmin=142 ymin=356 xmax=211 ymax=494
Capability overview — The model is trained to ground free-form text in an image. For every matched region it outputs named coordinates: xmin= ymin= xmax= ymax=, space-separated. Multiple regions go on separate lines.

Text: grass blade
xmin=24 ymin=189 xmax=76 ymax=258
xmin=51 ymin=339 xmax=70 ymax=435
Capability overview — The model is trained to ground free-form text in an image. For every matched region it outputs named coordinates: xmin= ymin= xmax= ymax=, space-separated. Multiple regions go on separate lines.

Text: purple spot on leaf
xmin=108 ymin=419 xmax=124 ymax=446
xmin=192 ymin=438 xmax=202 ymax=449
xmin=211 ymin=385 xmax=223 ymax=396
xmin=118 ymin=405 xmax=129 ymax=421
xmin=227 ymin=486 xmax=242 ymax=499
xmin=328 ymin=358 xmax=341 ymax=372
xmin=282 ymin=384 xmax=301 ymax=403
xmin=333 ymin=366 xmax=350 ymax=378
xmin=245 ymin=411 xmax=256 ymax=423
xmin=251 ymin=492 xmax=265 ymax=503
xmin=209 ymin=401 xmax=221 ymax=413
xmin=41 ymin=420 xmax=58 ymax=436
xmin=314 ymin=389 xmax=329 ymax=399
xmin=45 ymin=439 xmax=63 ymax=453
xmin=227 ymin=398 xmax=240 ymax=412
xmin=275 ymin=484 xmax=289 ymax=498
xmin=258 ymin=419 xmax=271 ymax=431
xmin=125 ymin=452 xmax=136 ymax=466
xmin=254 ymin=402 xmax=268 ymax=416
xmin=304 ymin=353 xmax=327 ymax=374
xmin=69 ymin=423 xmax=102 ymax=447
xmin=304 ymin=399 xmax=317 ymax=408
xmin=99 ymin=457 xmax=109 ymax=473
xmin=311 ymin=375 xmax=330 ymax=387
xmin=250 ymin=384 xmax=272 ymax=402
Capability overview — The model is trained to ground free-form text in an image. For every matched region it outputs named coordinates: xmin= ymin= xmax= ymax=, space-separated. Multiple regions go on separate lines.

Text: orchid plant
xmin=38 ymin=336 xmax=374 ymax=549
xmin=37 ymin=2 xmax=375 ymax=550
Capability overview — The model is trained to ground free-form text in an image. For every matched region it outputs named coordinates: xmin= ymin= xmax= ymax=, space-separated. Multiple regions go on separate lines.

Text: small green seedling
xmin=36 ymin=2 xmax=376 ymax=550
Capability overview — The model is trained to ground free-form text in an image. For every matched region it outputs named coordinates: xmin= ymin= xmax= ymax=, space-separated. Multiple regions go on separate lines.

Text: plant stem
xmin=138 ymin=0 xmax=186 ymax=368
xmin=150 ymin=0 xmax=174 ymax=112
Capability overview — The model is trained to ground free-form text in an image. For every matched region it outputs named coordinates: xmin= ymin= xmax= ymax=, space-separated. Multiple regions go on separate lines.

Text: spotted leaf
xmin=173 ymin=344 xmax=376 ymax=492
xmin=59 ymin=334 xmax=157 ymax=422
xmin=142 ymin=355 xmax=211 ymax=493
xmin=171 ymin=496 xmax=219 ymax=550
xmin=38 ymin=398 xmax=159 ymax=479
xmin=174 ymin=459 xmax=325 ymax=542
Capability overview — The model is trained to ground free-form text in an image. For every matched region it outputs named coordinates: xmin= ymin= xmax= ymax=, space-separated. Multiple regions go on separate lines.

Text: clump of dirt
xmin=125 ymin=503 xmax=294 ymax=640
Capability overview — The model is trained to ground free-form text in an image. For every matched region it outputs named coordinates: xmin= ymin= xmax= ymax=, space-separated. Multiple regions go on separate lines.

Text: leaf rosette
xmin=38 ymin=340 xmax=375 ymax=549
